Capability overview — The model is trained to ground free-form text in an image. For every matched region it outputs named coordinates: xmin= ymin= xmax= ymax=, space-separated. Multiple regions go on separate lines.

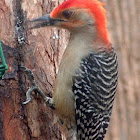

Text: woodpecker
xmin=29 ymin=0 xmax=118 ymax=139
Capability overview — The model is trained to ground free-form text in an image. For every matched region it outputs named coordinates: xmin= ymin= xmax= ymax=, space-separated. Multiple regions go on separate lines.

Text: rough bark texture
xmin=0 ymin=0 xmax=139 ymax=140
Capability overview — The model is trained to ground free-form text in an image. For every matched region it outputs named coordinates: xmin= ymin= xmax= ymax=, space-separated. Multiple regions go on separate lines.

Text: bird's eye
xmin=62 ymin=10 xmax=73 ymax=19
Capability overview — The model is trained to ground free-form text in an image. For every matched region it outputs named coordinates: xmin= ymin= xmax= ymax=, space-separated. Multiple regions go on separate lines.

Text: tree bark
xmin=0 ymin=0 xmax=67 ymax=139
xmin=0 ymin=0 xmax=139 ymax=140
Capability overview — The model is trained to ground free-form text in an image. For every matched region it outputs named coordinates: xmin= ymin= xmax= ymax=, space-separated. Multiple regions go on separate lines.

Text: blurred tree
xmin=0 ymin=0 xmax=139 ymax=140
xmin=103 ymin=0 xmax=140 ymax=140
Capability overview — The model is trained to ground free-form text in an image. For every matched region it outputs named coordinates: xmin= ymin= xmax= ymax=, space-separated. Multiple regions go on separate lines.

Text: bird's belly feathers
xmin=53 ymin=52 xmax=79 ymax=122
xmin=53 ymin=50 xmax=80 ymax=139
xmin=53 ymin=43 xmax=91 ymax=124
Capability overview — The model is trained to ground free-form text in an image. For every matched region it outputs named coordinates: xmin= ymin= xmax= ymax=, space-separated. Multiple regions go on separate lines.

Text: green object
xmin=0 ymin=41 xmax=8 ymax=80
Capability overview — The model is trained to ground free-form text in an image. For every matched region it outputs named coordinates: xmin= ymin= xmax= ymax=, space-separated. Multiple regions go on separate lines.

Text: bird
xmin=29 ymin=0 xmax=118 ymax=139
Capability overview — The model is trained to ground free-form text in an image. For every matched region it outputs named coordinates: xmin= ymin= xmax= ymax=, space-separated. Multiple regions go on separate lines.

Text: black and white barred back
xmin=73 ymin=48 xmax=118 ymax=140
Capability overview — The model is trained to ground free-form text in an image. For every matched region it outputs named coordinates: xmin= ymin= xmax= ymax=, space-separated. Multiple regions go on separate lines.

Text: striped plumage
xmin=73 ymin=48 xmax=118 ymax=140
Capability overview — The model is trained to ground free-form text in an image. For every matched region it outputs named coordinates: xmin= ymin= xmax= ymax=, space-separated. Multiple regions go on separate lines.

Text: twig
xmin=20 ymin=66 xmax=55 ymax=110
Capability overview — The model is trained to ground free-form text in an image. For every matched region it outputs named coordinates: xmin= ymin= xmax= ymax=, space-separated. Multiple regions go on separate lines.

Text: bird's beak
xmin=28 ymin=14 xmax=64 ymax=29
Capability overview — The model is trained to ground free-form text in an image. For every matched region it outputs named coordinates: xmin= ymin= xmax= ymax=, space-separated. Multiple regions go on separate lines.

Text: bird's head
xmin=29 ymin=0 xmax=110 ymax=44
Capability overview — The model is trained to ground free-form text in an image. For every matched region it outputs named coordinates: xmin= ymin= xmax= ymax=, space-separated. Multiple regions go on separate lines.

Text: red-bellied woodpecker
xmin=28 ymin=0 xmax=118 ymax=139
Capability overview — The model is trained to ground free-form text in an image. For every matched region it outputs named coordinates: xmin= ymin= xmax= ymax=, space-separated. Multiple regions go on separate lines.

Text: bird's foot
xmin=20 ymin=66 xmax=55 ymax=109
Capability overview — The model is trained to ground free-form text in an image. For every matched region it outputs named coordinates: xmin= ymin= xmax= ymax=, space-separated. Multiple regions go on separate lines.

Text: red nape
xmin=51 ymin=0 xmax=110 ymax=44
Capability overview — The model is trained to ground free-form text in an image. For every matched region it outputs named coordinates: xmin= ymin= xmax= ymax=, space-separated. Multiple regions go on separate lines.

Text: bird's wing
xmin=72 ymin=49 xmax=118 ymax=140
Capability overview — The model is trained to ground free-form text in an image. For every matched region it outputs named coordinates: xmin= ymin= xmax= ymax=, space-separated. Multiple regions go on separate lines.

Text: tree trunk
xmin=0 ymin=0 xmax=139 ymax=140
xmin=0 ymin=0 xmax=67 ymax=139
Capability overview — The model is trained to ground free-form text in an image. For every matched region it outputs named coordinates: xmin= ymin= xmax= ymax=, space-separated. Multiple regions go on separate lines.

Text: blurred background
xmin=103 ymin=0 xmax=140 ymax=140
xmin=0 ymin=0 xmax=139 ymax=140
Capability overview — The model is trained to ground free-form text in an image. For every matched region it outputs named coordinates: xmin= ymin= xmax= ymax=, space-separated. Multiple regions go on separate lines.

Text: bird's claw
xmin=22 ymin=86 xmax=37 ymax=104
xmin=20 ymin=66 xmax=55 ymax=109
